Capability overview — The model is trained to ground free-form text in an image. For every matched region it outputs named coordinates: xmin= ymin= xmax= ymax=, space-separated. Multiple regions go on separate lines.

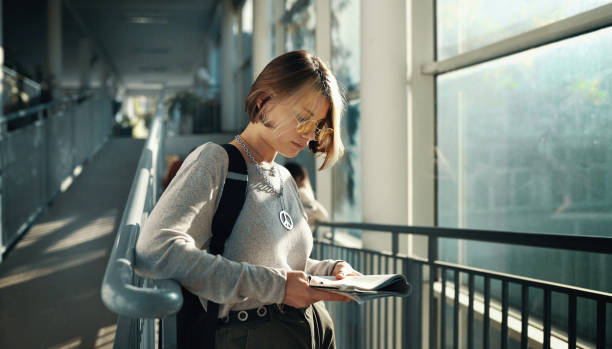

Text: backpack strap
xmin=177 ymin=143 xmax=248 ymax=349
xmin=209 ymin=144 xmax=248 ymax=255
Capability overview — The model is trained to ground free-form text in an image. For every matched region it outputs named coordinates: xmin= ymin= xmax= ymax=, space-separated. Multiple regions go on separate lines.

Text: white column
xmin=252 ymin=0 xmax=273 ymax=78
xmin=273 ymin=0 xmax=285 ymax=56
xmin=221 ymin=0 xmax=236 ymax=132
xmin=77 ymin=38 xmax=93 ymax=92
xmin=360 ymin=0 xmax=408 ymax=249
xmin=47 ymin=0 xmax=62 ymax=98
xmin=208 ymin=41 xmax=220 ymax=100
xmin=0 ymin=0 xmax=4 ymax=261
xmin=407 ymin=0 xmax=435 ymax=258
xmin=314 ymin=0 xmax=333 ymax=216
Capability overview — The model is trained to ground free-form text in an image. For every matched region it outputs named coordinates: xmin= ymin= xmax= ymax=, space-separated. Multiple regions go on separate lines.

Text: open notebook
xmin=309 ymin=274 xmax=412 ymax=304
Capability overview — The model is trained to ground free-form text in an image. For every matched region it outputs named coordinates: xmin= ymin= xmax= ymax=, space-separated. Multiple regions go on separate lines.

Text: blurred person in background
xmin=285 ymin=162 xmax=329 ymax=232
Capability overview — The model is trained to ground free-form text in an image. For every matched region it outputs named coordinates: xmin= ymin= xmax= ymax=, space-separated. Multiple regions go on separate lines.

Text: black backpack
xmin=176 ymin=144 xmax=248 ymax=349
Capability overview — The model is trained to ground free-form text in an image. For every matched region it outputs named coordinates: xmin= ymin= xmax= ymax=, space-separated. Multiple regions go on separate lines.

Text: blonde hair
xmin=245 ymin=50 xmax=345 ymax=170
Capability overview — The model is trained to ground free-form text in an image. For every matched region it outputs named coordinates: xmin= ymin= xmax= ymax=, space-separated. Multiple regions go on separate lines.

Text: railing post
xmin=38 ymin=110 xmax=48 ymax=210
xmin=0 ymin=101 xmax=5 ymax=262
xmin=596 ymin=299 xmax=606 ymax=349
xmin=429 ymin=234 xmax=439 ymax=349
xmin=331 ymin=226 xmax=336 ymax=245
xmin=468 ymin=273 xmax=475 ymax=349
xmin=392 ymin=231 xmax=399 ymax=256
xmin=403 ymin=259 xmax=422 ymax=349
xmin=161 ymin=316 xmax=177 ymax=349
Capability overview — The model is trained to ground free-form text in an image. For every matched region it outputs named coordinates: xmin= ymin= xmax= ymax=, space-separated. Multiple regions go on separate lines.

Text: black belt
xmin=218 ymin=304 xmax=290 ymax=326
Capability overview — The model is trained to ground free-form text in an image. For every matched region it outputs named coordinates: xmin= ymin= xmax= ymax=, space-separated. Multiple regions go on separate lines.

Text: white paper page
xmin=309 ymin=274 xmax=399 ymax=291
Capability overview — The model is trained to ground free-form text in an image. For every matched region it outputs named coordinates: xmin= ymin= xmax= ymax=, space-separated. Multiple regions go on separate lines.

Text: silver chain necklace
xmin=234 ymin=135 xmax=294 ymax=230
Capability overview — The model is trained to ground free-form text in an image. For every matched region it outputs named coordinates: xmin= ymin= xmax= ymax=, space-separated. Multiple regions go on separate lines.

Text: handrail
xmin=101 ymin=105 xmax=183 ymax=319
xmin=313 ymin=221 xmax=612 ymax=348
xmin=316 ymin=221 xmax=612 ymax=254
xmin=2 ymin=66 xmax=41 ymax=91
xmin=1 ymin=92 xmax=93 ymax=123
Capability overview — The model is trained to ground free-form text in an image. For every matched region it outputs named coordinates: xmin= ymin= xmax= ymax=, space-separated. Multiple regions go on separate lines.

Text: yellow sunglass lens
xmin=296 ymin=120 xmax=318 ymax=134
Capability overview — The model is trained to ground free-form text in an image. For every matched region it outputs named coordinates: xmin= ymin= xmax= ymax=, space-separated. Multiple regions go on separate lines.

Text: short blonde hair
xmin=245 ymin=50 xmax=345 ymax=170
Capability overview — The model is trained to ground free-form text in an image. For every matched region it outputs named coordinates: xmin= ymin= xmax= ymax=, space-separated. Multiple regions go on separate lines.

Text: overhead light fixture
xmin=126 ymin=16 xmax=168 ymax=24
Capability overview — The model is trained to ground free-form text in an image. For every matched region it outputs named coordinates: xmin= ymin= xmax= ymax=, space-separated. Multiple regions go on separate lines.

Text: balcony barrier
xmin=311 ymin=222 xmax=612 ymax=349
xmin=2 ymin=66 xmax=41 ymax=109
xmin=0 ymin=92 xmax=112 ymax=261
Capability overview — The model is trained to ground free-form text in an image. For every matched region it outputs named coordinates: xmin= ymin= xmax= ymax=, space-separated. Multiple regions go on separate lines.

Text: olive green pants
xmin=215 ymin=302 xmax=336 ymax=349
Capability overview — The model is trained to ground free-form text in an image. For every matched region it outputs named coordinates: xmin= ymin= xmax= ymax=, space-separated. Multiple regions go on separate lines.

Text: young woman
xmin=135 ymin=50 xmax=360 ymax=348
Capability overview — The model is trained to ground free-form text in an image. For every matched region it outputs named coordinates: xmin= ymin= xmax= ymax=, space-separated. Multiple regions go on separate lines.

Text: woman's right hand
xmin=282 ymin=271 xmax=350 ymax=308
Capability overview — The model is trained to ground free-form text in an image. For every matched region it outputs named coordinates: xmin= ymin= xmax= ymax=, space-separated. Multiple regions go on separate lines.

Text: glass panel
xmin=437 ymin=26 xmax=612 ymax=238
xmin=332 ymin=100 xmax=362 ymax=224
xmin=284 ymin=2 xmax=315 ymax=52
xmin=437 ymin=27 xmax=612 ymax=346
xmin=4 ymin=123 xmax=44 ymax=244
xmin=331 ymin=0 xmax=361 ymax=229
xmin=242 ymin=0 xmax=253 ymax=34
xmin=437 ymin=0 xmax=612 ymax=60
xmin=331 ymin=0 xmax=360 ymax=91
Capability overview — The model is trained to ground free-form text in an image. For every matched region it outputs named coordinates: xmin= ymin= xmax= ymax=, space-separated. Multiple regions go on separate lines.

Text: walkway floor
xmin=0 ymin=137 xmax=144 ymax=349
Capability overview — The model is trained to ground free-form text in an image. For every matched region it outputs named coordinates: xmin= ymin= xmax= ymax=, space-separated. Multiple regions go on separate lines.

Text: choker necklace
xmin=234 ymin=135 xmax=294 ymax=230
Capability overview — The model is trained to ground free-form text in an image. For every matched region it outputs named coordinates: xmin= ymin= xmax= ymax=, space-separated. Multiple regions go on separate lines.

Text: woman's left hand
xmin=332 ymin=261 xmax=362 ymax=280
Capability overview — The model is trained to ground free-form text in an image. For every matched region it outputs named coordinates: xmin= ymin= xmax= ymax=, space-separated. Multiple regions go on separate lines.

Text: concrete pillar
xmin=0 ymin=0 xmax=5 ymax=261
xmin=360 ymin=0 xmax=408 ymax=247
xmin=235 ymin=8 xmax=245 ymax=128
xmin=101 ymin=66 xmax=112 ymax=94
xmin=273 ymin=0 xmax=285 ymax=56
xmin=208 ymin=41 xmax=220 ymax=100
xmin=221 ymin=0 xmax=236 ymax=132
xmin=47 ymin=0 xmax=62 ymax=98
xmin=252 ymin=0 xmax=273 ymax=78
xmin=407 ymin=0 xmax=435 ymax=258
xmin=314 ymin=0 xmax=333 ymax=216
xmin=77 ymin=38 xmax=93 ymax=92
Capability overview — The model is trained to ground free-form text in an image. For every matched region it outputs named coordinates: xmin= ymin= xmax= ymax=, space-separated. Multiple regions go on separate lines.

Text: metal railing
xmin=2 ymin=66 xmax=41 ymax=108
xmin=0 ymin=92 xmax=113 ymax=261
xmin=101 ymin=103 xmax=183 ymax=349
xmin=312 ymin=222 xmax=612 ymax=349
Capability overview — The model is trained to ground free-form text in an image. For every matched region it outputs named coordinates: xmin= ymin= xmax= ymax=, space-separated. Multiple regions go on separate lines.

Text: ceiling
xmin=68 ymin=0 xmax=219 ymax=91
xmin=3 ymin=0 xmax=221 ymax=94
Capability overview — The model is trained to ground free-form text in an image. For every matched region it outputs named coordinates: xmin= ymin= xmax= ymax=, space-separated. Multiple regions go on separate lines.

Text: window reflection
xmin=331 ymin=0 xmax=361 ymax=225
xmin=437 ymin=0 xmax=612 ymax=59
xmin=436 ymin=26 xmax=612 ymax=342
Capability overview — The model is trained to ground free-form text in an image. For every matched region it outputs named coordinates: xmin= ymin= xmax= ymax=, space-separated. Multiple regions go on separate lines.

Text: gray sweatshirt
xmin=134 ymin=142 xmax=338 ymax=317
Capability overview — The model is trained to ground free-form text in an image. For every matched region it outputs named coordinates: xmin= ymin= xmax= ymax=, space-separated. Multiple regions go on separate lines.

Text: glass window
xmin=437 ymin=0 xmax=612 ymax=60
xmin=331 ymin=0 xmax=360 ymax=91
xmin=242 ymin=0 xmax=253 ymax=34
xmin=437 ymin=26 xmax=612 ymax=238
xmin=332 ymin=100 xmax=362 ymax=223
xmin=436 ymin=27 xmax=612 ymax=342
xmin=284 ymin=2 xmax=315 ymax=52
xmin=331 ymin=0 xmax=361 ymax=225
